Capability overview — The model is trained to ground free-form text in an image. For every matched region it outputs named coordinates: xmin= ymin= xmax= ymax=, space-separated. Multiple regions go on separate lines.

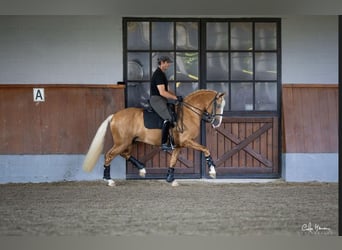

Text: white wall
xmin=0 ymin=15 xmax=122 ymax=84
xmin=282 ymin=16 xmax=338 ymax=84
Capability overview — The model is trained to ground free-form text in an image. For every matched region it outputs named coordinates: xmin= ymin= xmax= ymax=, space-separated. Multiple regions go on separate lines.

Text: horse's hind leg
xmin=103 ymin=144 xmax=129 ymax=186
xmin=120 ymin=145 xmax=146 ymax=178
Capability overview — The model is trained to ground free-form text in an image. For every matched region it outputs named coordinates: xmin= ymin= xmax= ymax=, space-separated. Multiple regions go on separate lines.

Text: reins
xmin=175 ymin=93 xmax=222 ymax=132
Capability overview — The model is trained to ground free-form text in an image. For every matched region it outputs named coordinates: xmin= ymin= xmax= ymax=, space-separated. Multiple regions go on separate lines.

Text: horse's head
xmin=203 ymin=92 xmax=225 ymax=128
xmin=183 ymin=90 xmax=226 ymax=129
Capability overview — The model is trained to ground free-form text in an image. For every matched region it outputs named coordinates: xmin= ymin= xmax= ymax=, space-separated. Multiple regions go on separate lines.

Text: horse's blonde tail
xmin=82 ymin=114 xmax=113 ymax=172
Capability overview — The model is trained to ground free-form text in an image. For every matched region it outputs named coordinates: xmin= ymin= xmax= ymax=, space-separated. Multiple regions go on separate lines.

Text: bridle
xmin=176 ymin=92 xmax=223 ymax=132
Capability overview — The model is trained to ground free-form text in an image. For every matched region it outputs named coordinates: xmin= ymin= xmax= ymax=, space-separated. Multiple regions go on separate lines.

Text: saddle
xmin=143 ymin=103 xmax=177 ymax=129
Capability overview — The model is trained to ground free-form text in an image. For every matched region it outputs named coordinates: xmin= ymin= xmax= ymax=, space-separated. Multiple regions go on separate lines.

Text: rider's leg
xmin=161 ymin=120 xmax=173 ymax=151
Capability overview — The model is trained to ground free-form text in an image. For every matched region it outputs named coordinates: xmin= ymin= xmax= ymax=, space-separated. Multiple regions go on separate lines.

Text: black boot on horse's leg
xmin=128 ymin=156 xmax=145 ymax=170
xmin=103 ymin=165 xmax=115 ymax=186
xmin=166 ymin=167 xmax=175 ymax=183
xmin=103 ymin=165 xmax=111 ymax=180
xmin=205 ymin=155 xmax=217 ymax=178
xmin=128 ymin=156 xmax=146 ymax=177
xmin=161 ymin=120 xmax=174 ymax=151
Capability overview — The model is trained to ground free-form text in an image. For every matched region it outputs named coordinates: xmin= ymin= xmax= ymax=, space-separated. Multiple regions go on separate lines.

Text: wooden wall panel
xmin=282 ymin=84 xmax=338 ymax=153
xmin=0 ymin=84 xmax=125 ymax=154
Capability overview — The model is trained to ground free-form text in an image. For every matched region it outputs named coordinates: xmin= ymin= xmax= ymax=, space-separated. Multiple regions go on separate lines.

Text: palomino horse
xmin=83 ymin=89 xmax=225 ymax=186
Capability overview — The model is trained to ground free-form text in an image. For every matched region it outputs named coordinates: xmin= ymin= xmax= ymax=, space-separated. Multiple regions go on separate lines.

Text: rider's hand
xmin=177 ymin=96 xmax=183 ymax=102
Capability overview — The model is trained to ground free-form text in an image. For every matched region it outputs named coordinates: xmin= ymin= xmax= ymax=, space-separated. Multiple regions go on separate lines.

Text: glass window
xmin=176 ymin=82 xmax=199 ymax=97
xmin=127 ymin=22 xmax=149 ymax=50
xmin=176 ymin=52 xmax=198 ymax=81
xmin=255 ymin=82 xmax=277 ymax=110
xmin=152 ymin=22 xmax=174 ymax=50
xmin=176 ymin=22 xmax=198 ymax=50
xmin=255 ymin=22 xmax=277 ymax=50
xmin=127 ymin=52 xmax=150 ymax=81
xmin=255 ymin=52 xmax=277 ymax=81
xmin=231 ymin=52 xmax=253 ymax=80
xmin=231 ymin=82 xmax=253 ymax=111
xmin=125 ymin=18 xmax=280 ymax=113
xmin=126 ymin=82 xmax=150 ymax=108
xmin=206 ymin=52 xmax=229 ymax=81
xmin=230 ymin=22 xmax=253 ymax=50
xmin=206 ymin=22 xmax=228 ymax=50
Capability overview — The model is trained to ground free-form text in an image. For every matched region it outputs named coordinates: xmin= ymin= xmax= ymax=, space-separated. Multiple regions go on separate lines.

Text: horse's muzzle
xmin=211 ymin=117 xmax=223 ymax=129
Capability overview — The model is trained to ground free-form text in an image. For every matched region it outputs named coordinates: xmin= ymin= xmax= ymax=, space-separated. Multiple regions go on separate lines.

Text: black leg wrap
xmin=103 ymin=165 xmax=111 ymax=180
xmin=205 ymin=156 xmax=215 ymax=167
xmin=128 ymin=156 xmax=145 ymax=170
xmin=166 ymin=168 xmax=175 ymax=183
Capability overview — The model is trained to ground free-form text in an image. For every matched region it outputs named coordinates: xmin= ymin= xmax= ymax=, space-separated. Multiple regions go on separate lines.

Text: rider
xmin=150 ymin=55 xmax=183 ymax=151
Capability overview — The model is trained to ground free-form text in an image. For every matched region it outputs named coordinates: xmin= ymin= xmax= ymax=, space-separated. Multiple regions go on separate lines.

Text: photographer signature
xmin=301 ymin=222 xmax=332 ymax=235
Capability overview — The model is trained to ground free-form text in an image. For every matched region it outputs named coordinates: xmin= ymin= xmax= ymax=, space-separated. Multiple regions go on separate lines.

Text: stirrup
xmin=161 ymin=143 xmax=174 ymax=151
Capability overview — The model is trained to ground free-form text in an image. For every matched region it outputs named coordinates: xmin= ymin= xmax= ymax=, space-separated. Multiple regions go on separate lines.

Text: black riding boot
xmin=161 ymin=120 xmax=174 ymax=151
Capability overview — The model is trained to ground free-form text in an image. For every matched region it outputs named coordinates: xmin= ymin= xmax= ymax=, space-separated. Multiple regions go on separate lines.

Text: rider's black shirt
xmin=150 ymin=67 xmax=168 ymax=96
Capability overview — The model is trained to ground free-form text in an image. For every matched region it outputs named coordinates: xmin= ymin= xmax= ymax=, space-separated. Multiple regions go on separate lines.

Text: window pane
xmin=176 ymin=52 xmax=198 ymax=81
xmin=206 ymin=22 xmax=228 ymax=50
xmin=176 ymin=22 xmax=198 ymax=50
xmin=127 ymin=82 xmax=150 ymax=108
xmin=152 ymin=22 xmax=174 ymax=50
xmin=255 ymin=82 xmax=277 ymax=110
xmin=127 ymin=22 xmax=149 ymax=50
xmin=231 ymin=52 xmax=253 ymax=80
xmin=151 ymin=52 xmax=174 ymax=81
xmin=230 ymin=22 xmax=253 ymax=50
xmin=231 ymin=82 xmax=253 ymax=111
xmin=207 ymin=82 xmax=229 ymax=111
xmin=206 ymin=52 xmax=229 ymax=81
xmin=127 ymin=52 xmax=150 ymax=81
xmin=176 ymin=82 xmax=199 ymax=97
xmin=255 ymin=52 xmax=277 ymax=80
xmin=255 ymin=22 xmax=277 ymax=50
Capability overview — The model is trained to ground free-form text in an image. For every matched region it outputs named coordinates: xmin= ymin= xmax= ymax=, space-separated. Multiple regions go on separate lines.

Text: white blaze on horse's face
xmin=212 ymin=97 xmax=225 ymax=129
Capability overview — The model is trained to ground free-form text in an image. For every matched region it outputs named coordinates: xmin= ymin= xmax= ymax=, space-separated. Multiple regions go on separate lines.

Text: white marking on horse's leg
xmin=139 ymin=168 xmax=146 ymax=178
xmin=171 ymin=180 xmax=179 ymax=187
xmin=209 ymin=166 xmax=216 ymax=179
xmin=107 ymin=179 xmax=116 ymax=187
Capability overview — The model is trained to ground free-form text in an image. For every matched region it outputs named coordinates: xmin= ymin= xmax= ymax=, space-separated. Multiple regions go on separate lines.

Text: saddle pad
xmin=143 ymin=109 xmax=163 ymax=129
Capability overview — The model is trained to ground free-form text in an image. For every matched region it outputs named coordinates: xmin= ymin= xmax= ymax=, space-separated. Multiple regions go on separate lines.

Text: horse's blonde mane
xmin=184 ymin=89 xmax=216 ymax=101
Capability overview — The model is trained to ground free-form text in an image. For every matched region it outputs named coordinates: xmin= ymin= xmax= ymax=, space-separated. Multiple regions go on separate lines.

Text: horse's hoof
xmin=139 ymin=168 xmax=146 ymax=178
xmin=209 ymin=173 xmax=216 ymax=179
xmin=107 ymin=179 xmax=116 ymax=187
xmin=171 ymin=180 xmax=179 ymax=187
xmin=209 ymin=166 xmax=216 ymax=179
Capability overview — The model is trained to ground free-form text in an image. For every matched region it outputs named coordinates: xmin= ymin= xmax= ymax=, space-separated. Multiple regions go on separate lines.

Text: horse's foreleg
xmin=183 ymin=140 xmax=216 ymax=179
xmin=166 ymin=148 xmax=181 ymax=186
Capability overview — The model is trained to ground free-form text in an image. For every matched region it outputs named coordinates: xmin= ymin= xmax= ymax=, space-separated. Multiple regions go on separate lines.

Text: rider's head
xmin=158 ymin=56 xmax=173 ymax=72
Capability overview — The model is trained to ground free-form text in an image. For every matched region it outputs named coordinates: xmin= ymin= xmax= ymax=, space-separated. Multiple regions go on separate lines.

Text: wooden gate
xmin=205 ymin=116 xmax=279 ymax=177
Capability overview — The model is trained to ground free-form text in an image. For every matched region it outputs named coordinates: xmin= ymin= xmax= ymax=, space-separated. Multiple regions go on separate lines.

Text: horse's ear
xmin=218 ymin=92 xmax=225 ymax=98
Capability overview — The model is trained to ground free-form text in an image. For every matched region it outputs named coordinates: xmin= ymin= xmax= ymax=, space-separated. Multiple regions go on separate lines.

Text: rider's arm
xmin=157 ymin=84 xmax=178 ymax=101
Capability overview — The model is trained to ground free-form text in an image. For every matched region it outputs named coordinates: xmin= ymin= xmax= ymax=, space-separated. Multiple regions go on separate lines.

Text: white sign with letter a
xmin=33 ymin=88 xmax=45 ymax=102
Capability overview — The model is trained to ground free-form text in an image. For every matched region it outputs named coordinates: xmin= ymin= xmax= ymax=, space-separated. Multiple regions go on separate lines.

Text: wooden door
xmin=205 ymin=116 xmax=279 ymax=177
